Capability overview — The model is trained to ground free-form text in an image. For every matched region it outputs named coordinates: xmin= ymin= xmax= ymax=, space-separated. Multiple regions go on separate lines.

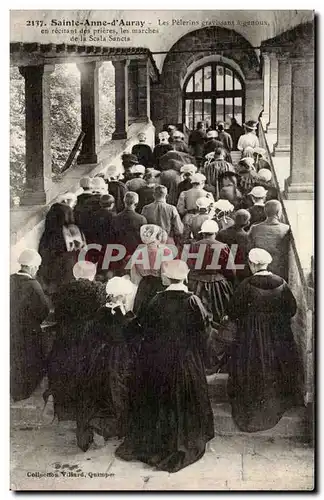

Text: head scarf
xmin=140 ymin=224 xmax=161 ymax=245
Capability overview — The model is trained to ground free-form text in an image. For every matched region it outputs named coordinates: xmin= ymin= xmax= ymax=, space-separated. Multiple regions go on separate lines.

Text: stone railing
xmin=259 ymin=122 xmax=314 ymax=405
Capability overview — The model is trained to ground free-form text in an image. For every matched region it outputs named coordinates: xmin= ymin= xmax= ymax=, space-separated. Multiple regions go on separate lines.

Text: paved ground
xmin=10 ymin=391 xmax=314 ymax=491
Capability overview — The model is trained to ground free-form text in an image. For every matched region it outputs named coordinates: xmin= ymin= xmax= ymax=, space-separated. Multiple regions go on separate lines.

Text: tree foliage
xmin=10 ymin=62 xmax=115 ymax=204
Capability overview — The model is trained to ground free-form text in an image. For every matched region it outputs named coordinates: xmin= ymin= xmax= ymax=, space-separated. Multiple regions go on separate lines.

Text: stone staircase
xmin=11 ymin=374 xmax=312 ymax=442
xmin=207 ymin=373 xmax=312 ymax=440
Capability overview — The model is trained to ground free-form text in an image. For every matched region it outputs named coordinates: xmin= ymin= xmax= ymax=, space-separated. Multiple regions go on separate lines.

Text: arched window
xmin=183 ymin=63 xmax=245 ymax=130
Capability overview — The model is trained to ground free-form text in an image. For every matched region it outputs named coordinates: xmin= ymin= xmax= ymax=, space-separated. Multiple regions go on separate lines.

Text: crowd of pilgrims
xmin=11 ymin=120 xmax=300 ymax=473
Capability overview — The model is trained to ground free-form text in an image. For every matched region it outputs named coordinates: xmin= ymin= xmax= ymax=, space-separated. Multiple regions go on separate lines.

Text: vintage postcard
xmin=10 ymin=9 xmax=314 ymax=491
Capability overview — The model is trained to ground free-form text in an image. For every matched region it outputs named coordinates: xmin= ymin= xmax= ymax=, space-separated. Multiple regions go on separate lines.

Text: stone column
xmin=285 ymin=57 xmax=314 ymax=200
xmin=19 ymin=64 xmax=54 ymax=206
xmin=112 ymin=59 xmax=129 ymax=140
xmin=137 ymin=59 xmax=151 ymax=122
xmin=266 ymin=53 xmax=279 ymax=134
xmin=262 ymin=53 xmax=270 ymax=126
xmin=77 ymin=61 xmax=101 ymax=164
xmin=273 ymin=55 xmax=292 ymax=156
xmin=128 ymin=60 xmax=139 ymax=124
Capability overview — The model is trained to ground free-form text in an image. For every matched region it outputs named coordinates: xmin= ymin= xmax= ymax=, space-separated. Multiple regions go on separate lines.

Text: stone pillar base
xmin=20 ymin=189 xmax=51 ymax=206
xmin=112 ymin=130 xmax=127 ymax=140
xmin=273 ymin=144 xmax=290 ymax=157
xmin=285 ymin=179 xmax=314 ymax=200
xmin=77 ymin=153 xmax=99 ymax=165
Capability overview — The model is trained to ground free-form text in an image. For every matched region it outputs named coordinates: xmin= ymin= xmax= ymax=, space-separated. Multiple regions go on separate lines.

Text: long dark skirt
xmin=228 ymin=312 xmax=299 ymax=432
xmin=115 ymin=346 xmax=214 ymax=473
xmin=133 ymin=275 xmax=166 ymax=317
xmin=188 ymin=277 xmax=233 ymax=324
xmin=11 ymin=327 xmax=46 ymax=402
xmin=44 ymin=322 xmax=93 ymax=421
xmin=76 ymin=342 xmax=137 ymax=451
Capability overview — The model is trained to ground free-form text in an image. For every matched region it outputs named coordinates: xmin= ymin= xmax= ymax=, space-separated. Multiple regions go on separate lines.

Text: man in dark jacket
xmin=217 ymin=209 xmax=251 ymax=280
xmin=137 ymin=171 xmax=159 ymax=213
xmin=153 ymin=132 xmax=173 ymax=167
xmin=111 ymin=192 xmax=147 ymax=257
xmin=105 ymin=165 xmax=128 ymax=213
xmin=10 ymin=249 xmax=50 ymax=402
xmin=131 ymin=133 xmax=153 ymax=168
xmin=188 ymin=122 xmax=206 ymax=165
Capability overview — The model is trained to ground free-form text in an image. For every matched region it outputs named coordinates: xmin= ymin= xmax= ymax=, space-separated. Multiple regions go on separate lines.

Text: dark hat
xmin=244 ymin=120 xmax=258 ymax=130
xmin=121 ymin=153 xmax=139 ymax=165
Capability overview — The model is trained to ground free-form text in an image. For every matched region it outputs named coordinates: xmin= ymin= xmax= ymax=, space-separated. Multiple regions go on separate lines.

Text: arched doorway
xmin=182 ymin=62 xmax=245 ymax=131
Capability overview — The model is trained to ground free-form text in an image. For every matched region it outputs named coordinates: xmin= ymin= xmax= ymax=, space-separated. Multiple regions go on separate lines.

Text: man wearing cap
xmin=159 ymin=163 xmax=182 ymax=206
xmin=247 ymin=186 xmax=267 ymax=226
xmin=10 ymin=249 xmax=50 ymax=401
xmin=74 ymin=178 xmax=95 ymax=224
xmin=92 ymin=194 xmax=116 ymax=246
xmin=177 ymin=173 xmax=214 ymax=217
xmin=249 ymin=199 xmax=290 ymax=280
xmin=111 ymin=192 xmax=147 ymax=259
xmin=188 ymin=122 xmax=207 ymax=166
xmin=77 ymin=177 xmax=93 ymax=206
xmin=170 ymin=130 xmax=190 ymax=153
xmin=105 ymin=165 xmax=128 ymax=214
xmin=177 ymin=164 xmax=197 ymax=199
xmin=217 ymin=122 xmax=233 ymax=156
xmin=202 ymin=147 xmax=235 ymax=199
xmin=136 ymin=170 xmax=159 ymax=213
xmin=131 ymin=133 xmax=153 ymax=168
xmin=153 ymin=131 xmax=173 ymax=167
xmin=237 ymin=120 xmax=259 ymax=153
xmin=227 ymin=247 xmax=298 ymax=432
xmin=228 ymin=117 xmax=244 ymax=150
xmin=116 ymin=259 xmax=214 ymax=473
xmin=141 ymin=185 xmax=183 ymax=244
xmin=125 ymin=165 xmax=146 ymax=193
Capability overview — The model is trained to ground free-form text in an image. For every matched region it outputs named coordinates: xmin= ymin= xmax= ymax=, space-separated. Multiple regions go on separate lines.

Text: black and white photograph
xmin=9 ymin=9 xmax=315 ymax=491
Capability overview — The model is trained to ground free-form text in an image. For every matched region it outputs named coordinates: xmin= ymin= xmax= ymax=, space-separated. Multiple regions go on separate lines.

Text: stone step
xmin=212 ymin=403 xmax=310 ymax=440
xmin=11 ymin=376 xmax=310 ymax=440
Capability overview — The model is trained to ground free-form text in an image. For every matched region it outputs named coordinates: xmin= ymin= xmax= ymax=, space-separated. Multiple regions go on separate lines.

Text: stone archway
xmin=151 ymin=26 xmax=261 ymax=130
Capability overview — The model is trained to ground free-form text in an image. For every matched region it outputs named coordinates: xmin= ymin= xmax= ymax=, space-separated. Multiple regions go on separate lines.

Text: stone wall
xmin=151 ymin=26 xmax=261 ymax=132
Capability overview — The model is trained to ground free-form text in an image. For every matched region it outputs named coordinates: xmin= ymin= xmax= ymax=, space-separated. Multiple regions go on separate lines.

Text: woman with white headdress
xmin=10 ymin=249 xmax=50 ymax=401
xmin=213 ymin=199 xmax=235 ymax=231
xmin=132 ymin=224 xmax=173 ymax=317
xmin=76 ymin=276 xmax=141 ymax=451
xmin=227 ymin=248 xmax=299 ymax=432
xmin=116 ymin=260 xmax=214 ymax=473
